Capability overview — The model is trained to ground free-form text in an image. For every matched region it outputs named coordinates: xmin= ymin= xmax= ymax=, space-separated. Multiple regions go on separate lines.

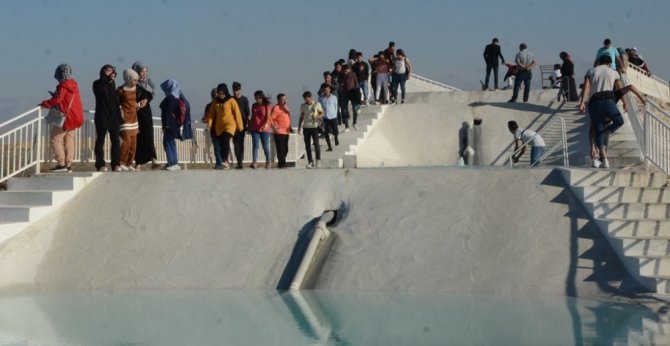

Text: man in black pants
xmin=298 ymin=91 xmax=324 ymax=168
xmin=232 ymin=82 xmax=250 ymax=169
xmin=92 ymin=64 xmax=122 ymax=172
xmin=483 ymin=37 xmax=505 ymax=91
xmin=318 ymin=84 xmax=339 ymax=151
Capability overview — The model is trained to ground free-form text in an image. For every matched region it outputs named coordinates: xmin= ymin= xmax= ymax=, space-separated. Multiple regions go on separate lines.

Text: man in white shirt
xmin=318 ymin=84 xmax=339 ymax=151
xmin=508 ymin=120 xmax=546 ymax=167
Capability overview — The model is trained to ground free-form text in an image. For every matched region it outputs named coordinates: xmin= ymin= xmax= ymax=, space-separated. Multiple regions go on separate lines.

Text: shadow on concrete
xmin=488 ymin=101 xmax=567 ymax=166
xmin=542 ymin=169 xmax=657 ymax=345
xmin=468 ymin=101 xmax=555 ymax=114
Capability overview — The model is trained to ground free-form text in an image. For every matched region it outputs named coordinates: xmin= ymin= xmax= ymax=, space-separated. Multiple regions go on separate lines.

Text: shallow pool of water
xmin=0 ymin=291 xmax=664 ymax=345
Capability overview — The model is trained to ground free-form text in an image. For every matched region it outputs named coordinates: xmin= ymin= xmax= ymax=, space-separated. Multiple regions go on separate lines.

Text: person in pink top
xmin=271 ymin=93 xmax=293 ymax=168
xmin=249 ymin=90 xmax=273 ymax=169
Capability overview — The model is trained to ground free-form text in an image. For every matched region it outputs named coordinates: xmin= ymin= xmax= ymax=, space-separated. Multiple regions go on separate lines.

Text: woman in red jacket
xmin=40 ymin=64 xmax=84 ymax=172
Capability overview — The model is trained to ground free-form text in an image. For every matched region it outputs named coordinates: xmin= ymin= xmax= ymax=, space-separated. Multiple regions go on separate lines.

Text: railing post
xmin=36 ymin=108 xmax=42 ymax=175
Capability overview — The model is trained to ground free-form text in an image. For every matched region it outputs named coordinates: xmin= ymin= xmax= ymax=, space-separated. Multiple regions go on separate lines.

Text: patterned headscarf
xmin=131 ymin=61 xmax=155 ymax=95
xmin=54 ymin=64 xmax=73 ymax=82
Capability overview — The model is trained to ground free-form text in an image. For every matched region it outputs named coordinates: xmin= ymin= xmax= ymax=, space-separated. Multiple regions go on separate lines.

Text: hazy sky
xmin=1 ymin=0 xmax=668 ymax=120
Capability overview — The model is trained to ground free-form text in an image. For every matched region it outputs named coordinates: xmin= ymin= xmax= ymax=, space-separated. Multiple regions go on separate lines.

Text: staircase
xmin=0 ymin=172 xmax=100 ymax=245
xmin=562 ymin=168 xmax=670 ymax=294
xmin=318 ymin=104 xmax=388 ymax=168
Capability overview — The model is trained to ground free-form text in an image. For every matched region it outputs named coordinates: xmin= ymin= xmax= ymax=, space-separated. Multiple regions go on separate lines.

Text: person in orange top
xmin=206 ymin=83 xmax=243 ymax=169
xmin=271 ymin=93 xmax=293 ymax=168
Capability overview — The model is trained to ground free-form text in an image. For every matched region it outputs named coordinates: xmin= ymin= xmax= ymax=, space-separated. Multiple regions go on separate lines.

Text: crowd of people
xmin=38 ymin=41 xmax=415 ymax=172
xmin=489 ymin=37 xmax=649 ymax=167
xmin=36 ymin=37 xmax=655 ymax=172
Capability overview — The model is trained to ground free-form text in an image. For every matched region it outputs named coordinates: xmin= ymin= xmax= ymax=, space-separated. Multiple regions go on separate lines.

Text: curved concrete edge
xmin=289 ymin=211 xmax=336 ymax=290
xmin=0 ymin=173 xmax=102 ymax=246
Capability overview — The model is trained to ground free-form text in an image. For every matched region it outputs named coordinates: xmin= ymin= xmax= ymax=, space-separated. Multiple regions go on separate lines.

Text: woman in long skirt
xmin=132 ymin=61 xmax=159 ymax=169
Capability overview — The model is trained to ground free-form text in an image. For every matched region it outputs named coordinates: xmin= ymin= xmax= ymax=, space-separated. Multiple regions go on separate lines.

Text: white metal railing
xmin=41 ymin=117 xmax=301 ymax=166
xmin=410 ymin=73 xmax=462 ymax=92
xmin=625 ymin=63 xmax=670 ymax=101
xmin=509 ymin=116 xmax=569 ymax=167
xmin=643 ymin=101 xmax=670 ymax=174
xmin=0 ymin=106 xmax=301 ymax=181
xmin=0 ymin=107 xmax=42 ymax=182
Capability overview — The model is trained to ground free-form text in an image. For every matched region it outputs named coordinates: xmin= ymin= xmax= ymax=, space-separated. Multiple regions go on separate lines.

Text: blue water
xmin=0 ymin=290 xmax=663 ymax=345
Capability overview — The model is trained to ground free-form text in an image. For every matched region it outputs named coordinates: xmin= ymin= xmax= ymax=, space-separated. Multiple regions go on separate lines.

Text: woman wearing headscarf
xmin=159 ymin=79 xmax=193 ymax=170
xmin=40 ymin=64 xmax=84 ymax=172
xmin=92 ymin=64 xmax=122 ymax=172
xmin=206 ymin=83 xmax=243 ymax=169
xmin=131 ymin=61 xmax=158 ymax=170
xmin=559 ymin=51 xmax=579 ymax=102
xmin=117 ymin=69 xmax=141 ymax=171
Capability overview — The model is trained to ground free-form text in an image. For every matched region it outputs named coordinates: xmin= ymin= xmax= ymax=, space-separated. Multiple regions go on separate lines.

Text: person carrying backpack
xmin=159 ymin=79 xmax=192 ymax=171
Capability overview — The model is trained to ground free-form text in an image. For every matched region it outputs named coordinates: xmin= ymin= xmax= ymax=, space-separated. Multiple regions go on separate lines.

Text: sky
xmin=1 ymin=0 xmax=669 ymax=121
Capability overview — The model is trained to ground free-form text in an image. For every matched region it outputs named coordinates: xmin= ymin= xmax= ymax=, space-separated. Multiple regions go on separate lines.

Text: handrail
xmin=508 ymin=116 xmax=568 ymax=167
xmin=627 ymin=62 xmax=669 ymax=87
xmin=410 ymin=73 xmax=462 ymax=92
xmin=643 ymin=100 xmax=670 ymax=174
xmin=0 ymin=107 xmax=42 ymax=183
xmin=0 ymin=106 xmax=41 ymax=129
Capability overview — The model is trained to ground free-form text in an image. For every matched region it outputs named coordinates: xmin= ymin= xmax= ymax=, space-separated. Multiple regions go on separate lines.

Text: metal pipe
xmin=289 ymin=211 xmax=336 ymax=290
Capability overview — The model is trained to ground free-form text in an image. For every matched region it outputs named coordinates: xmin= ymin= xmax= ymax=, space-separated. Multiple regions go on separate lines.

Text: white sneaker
xmin=128 ymin=166 xmax=136 ymax=172
xmin=306 ymin=162 xmax=314 ymax=169
xmin=316 ymin=160 xmax=322 ymax=168
xmin=353 ymin=124 xmax=358 ymax=130
xmin=119 ymin=165 xmax=130 ymax=171
xmin=592 ymin=159 xmax=601 ymax=168
xmin=602 ymin=159 xmax=610 ymax=168
xmin=343 ymin=128 xmax=350 ymax=133
xmin=165 ymin=165 xmax=181 ymax=171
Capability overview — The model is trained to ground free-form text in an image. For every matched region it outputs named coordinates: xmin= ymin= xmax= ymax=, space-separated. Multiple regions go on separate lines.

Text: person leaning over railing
xmin=40 ymin=63 xmax=84 ymax=173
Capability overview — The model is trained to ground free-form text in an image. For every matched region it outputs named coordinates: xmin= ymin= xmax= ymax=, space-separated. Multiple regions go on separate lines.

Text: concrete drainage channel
xmin=277 ymin=210 xmax=338 ymax=291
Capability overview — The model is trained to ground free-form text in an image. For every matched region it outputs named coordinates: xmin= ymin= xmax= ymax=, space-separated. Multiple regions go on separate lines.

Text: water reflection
xmin=0 ymin=291 xmax=664 ymax=345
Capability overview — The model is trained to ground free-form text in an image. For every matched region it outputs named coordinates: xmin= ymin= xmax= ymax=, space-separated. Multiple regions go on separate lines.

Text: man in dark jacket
xmin=232 ymin=81 xmax=250 ymax=169
xmin=483 ymin=38 xmax=505 ymax=91
xmin=92 ymin=64 xmax=122 ymax=172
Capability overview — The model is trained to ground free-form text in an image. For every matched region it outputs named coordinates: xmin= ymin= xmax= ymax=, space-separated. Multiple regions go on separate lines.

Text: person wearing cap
xmin=483 ymin=37 xmax=505 ymax=91
xmin=207 ymin=83 xmax=243 ymax=169
xmin=232 ymin=82 xmax=250 ymax=169
xmin=92 ymin=64 xmax=122 ymax=172
xmin=594 ymin=38 xmax=622 ymax=72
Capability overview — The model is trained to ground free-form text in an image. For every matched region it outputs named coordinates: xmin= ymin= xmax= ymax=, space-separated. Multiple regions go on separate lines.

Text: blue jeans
xmin=391 ymin=73 xmax=407 ymax=101
xmin=359 ymin=81 xmax=370 ymax=103
xmin=163 ymin=129 xmax=178 ymax=167
xmin=588 ymin=99 xmax=624 ymax=148
xmin=251 ymin=131 xmax=271 ymax=163
xmin=210 ymin=129 xmax=223 ymax=166
xmin=530 ymin=146 xmax=545 ymax=167
xmin=511 ymin=70 xmax=532 ymax=102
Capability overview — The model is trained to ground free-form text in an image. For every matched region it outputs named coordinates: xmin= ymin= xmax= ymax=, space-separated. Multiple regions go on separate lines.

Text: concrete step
xmin=576 ymin=186 xmax=670 ymax=203
xmin=623 ymin=238 xmax=670 ymax=257
xmin=319 ymin=158 xmax=342 ymax=169
xmin=6 ymin=174 xmax=97 ymax=191
xmin=586 ymin=202 xmax=670 ymax=219
xmin=564 ymin=169 xmax=670 ymax=188
xmin=0 ymin=190 xmax=75 ymax=206
xmin=638 ymin=257 xmax=670 ymax=277
xmin=0 ymin=205 xmax=53 ymax=223
xmin=0 ymin=221 xmax=30 ymax=244
xmin=597 ymin=219 xmax=670 ymax=238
